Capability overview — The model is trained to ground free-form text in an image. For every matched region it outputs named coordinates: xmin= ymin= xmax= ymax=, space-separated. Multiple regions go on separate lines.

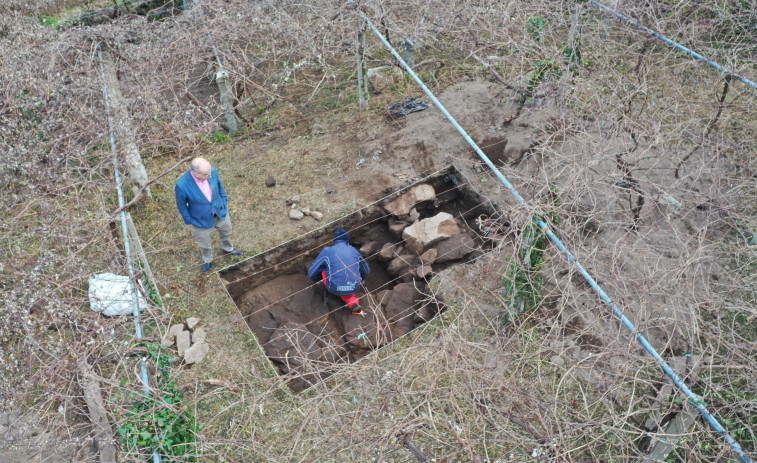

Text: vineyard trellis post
xmin=356 ymin=17 xmax=369 ymax=111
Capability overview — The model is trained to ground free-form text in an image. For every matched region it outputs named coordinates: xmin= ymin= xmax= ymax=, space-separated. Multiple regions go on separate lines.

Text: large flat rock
xmin=384 ymin=184 xmax=435 ymax=217
xmin=402 ymin=212 xmax=462 ymax=252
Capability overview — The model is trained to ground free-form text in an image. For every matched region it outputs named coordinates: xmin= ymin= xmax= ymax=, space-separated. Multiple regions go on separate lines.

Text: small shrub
xmin=503 ymin=222 xmax=547 ymax=314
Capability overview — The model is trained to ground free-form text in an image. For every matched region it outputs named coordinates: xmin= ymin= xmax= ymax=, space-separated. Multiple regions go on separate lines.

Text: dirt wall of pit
xmin=220 ymin=167 xmax=498 ymax=390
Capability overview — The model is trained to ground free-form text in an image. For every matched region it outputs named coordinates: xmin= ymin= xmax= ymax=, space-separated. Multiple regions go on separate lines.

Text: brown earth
xmin=0 ymin=78 xmax=739 ymax=461
xmin=222 ymin=170 xmax=493 ymax=391
xmin=180 ymin=76 xmax=731 ymax=400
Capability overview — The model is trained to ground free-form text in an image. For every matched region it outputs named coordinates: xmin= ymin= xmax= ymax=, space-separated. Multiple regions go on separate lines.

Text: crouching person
xmin=308 ymin=228 xmax=370 ymax=316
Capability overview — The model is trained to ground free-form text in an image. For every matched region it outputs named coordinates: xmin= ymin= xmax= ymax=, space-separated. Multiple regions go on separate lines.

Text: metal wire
xmin=97 ymin=43 xmax=162 ymax=463
xmin=591 ymin=0 xmax=757 ymax=91
xmin=361 ymin=13 xmax=754 ymax=463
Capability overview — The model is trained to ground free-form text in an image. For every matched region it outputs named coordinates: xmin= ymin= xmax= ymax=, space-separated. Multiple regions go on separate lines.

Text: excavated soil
xmin=213 ymin=79 xmax=730 ymax=394
xmin=220 ymin=167 xmax=497 ymax=391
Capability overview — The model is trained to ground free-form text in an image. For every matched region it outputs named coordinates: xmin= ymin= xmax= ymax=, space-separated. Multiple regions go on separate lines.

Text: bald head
xmin=190 ymin=157 xmax=212 ymax=179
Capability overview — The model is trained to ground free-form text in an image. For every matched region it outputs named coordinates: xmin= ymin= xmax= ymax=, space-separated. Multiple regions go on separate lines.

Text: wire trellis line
xmin=360 ymin=10 xmax=754 ymax=463
xmin=590 ymin=0 xmax=757 ymax=91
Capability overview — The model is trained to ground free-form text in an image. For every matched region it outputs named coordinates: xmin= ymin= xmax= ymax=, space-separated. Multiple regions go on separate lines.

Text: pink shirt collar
xmin=191 ymin=171 xmax=213 ymax=203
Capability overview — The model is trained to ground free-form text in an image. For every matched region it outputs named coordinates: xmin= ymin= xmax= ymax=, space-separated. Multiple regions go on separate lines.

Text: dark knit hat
xmin=334 ymin=227 xmax=350 ymax=243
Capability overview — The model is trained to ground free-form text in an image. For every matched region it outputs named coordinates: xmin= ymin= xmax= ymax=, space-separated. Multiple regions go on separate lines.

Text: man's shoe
xmin=202 ymin=262 xmax=212 ymax=272
xmin=227 ymin=248 xmax=242 ymax=256
xmin=351 ymin=304 xmax=365 ymax=316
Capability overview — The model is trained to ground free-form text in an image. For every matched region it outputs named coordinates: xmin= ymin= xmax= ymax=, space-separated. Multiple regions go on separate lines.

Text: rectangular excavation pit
xmin=219 ymin=166 xmax=501 ymax=392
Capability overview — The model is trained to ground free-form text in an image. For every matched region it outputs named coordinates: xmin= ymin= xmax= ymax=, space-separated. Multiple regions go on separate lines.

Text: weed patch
xmin=503 ymin=222 xmax=547 ymax=315
xmin=212 ymin=132 xmax=232 ymax=144
xmin=117 ymin=343 xmax=198 ymax=461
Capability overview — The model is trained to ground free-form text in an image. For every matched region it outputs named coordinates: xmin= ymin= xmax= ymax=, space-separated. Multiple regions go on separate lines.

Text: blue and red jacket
xmin=308 ymin=228 xmax=370 ymax=296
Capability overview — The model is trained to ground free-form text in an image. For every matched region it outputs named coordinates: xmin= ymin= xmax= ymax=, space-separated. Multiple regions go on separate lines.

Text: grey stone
xmin=384 ymin=184 xmax=435 ymax=217
xmin=170 ymin=323 xmax=185 ymax=335
xmin=161 ymin=323 xmax=185 ymax=347
xmin=176 ymin=330 xmax=191 ymax=357
xmin=160 ymin=332 xmax=175 ymax=347
xmin=387 ymin=255 xmax=417 ymax=276
xmin=265 ymin=176 xmax=276 ymax=187
xmin=402 ymin=212 xmax=461 ymax=249
xmin=434 ymin=234 xmax=475 ymax=263
xmin=310 ymin=211 xmax=323 ymax=221
xmin=184 ymin=342 xmax=210 ymax=365
xmin=301 ymin=206 xmax=311 ymax=216
xmin=186 ymin=317 xmax=200 ymax=330
xmin=359 ymin=241 xmax=380 ymax=257
xmin=420 ymin=248 xmax=438 ymax=264
xmin=192 ymin=327 xmax=207 ymax=344
xmin=366 ymin=66 xmax=390 ymax=94
xmin=289 ymin=209 xmax=304 ymax=220
xmin=415 ymin=264 xmax=433 ymax=278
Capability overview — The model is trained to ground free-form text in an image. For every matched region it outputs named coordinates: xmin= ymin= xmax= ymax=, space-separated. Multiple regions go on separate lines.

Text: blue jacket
xmin=175 ymin=166 xmax=229 ymax=228
xmin=308 ymin=229 xmax=370 ymax=296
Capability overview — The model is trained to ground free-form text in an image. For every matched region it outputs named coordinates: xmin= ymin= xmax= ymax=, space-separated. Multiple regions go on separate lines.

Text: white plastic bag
xmin=88 ymin=273 xmax=148 ymax=316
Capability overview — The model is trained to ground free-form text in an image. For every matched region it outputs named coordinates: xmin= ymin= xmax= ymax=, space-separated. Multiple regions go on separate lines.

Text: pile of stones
xmin=368 ymin=183 xmax=477 ymax=280
xmin=161 ymin=317 xmax=209 ymax=365
xmin=245 ymin=182 xmax=481 ymax=391
xmin=286 ymin=195 xmax=324 ymax=221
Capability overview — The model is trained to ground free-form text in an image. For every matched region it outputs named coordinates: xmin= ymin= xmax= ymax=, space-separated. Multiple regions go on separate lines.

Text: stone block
xmin=402 ymin=212 xmax=461 ymax=248
xmin=186 ymin=317 xmax=200 ymax=330
xmin=192 ymin=327 xmax=207 ymax=344
xmin=384 ymin=184 xmax=435 ymax=217
xmin=176 ymin=330 xmax=191 ymax=357
xmin=184 ymin=342 xmax=209 ymax=365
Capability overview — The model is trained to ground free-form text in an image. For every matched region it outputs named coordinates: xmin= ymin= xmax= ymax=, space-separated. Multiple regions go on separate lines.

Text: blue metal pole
xmin=590 ymin=0 xmax=757 ymax=91
xmin=362 ymin=16 xmax=754 ymax=463
xmin=97 ymin=44 xmax=163 ymax=463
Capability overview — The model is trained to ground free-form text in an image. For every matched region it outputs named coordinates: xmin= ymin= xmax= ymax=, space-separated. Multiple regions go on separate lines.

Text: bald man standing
xmin=175 ymin=157 xmax=241 ymax=272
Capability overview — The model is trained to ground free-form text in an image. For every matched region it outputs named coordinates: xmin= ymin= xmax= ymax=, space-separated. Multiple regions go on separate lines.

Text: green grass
xmin=38 ymin=14 xmax=61 ymax=28
xmin=212 ymin=132 xmax=232 ymax=144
